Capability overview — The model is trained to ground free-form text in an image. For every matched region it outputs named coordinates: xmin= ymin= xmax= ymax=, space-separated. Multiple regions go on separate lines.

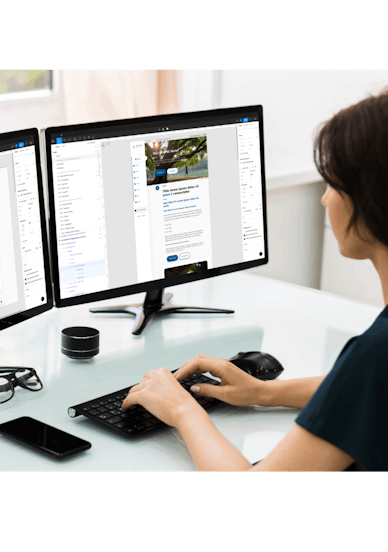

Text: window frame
xmin=0 ymin=70 xmax=58 ymax=105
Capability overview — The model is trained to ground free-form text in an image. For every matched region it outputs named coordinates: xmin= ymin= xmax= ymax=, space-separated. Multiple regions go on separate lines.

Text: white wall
xmin=248 ymin=181 xmax=326 ymax=288
xmin=178 ymin=70 xmax=388 ymax=177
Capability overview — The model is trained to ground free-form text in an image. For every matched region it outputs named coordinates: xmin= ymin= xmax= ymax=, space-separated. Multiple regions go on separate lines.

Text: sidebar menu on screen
xmin=51 ymin=141 xmax=109 ymax=298
xmin=237 ymin=122 xmax=264 ymax=261
xmin=13 ymin=146 xmax=46 ymax=309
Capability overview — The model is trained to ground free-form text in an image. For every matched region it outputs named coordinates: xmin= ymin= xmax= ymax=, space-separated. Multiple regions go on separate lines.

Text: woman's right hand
xmin=174 ymin=354 xmax=269 ymax=406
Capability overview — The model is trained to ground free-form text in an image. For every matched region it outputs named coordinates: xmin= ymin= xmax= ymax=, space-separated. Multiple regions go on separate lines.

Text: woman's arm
xmin=251 ymin=424 xmax=354 ymax=471
xmin=176 ymin=407 xmax=354 ymax=471
xmin=174 ymin=354 xmax=325 ymax=409
xmin=176 ymin=406 xmax=252 ymax=471
xmin=263 ymin=375 xmax=326 ymax=408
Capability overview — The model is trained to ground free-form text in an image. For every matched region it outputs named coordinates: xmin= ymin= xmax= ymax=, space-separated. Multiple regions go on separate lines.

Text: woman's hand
xmin=174 ymin=354 xmax=268 ymax=406
xmin=121 ymin=367 xmax=204 ymax=427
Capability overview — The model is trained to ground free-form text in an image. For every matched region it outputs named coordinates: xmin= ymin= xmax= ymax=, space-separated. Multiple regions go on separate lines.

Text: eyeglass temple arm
xmin=0 ymin=367 xmax=36 ymax=371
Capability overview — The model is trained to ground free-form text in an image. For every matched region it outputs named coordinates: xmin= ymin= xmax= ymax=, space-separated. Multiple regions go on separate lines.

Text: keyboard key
xmin=97 ymin=406 xmax=108 ymax=413
xmin=115 ymin=420 xmax=134 ymax=429
xmin=82 ymin=406 xmax=91 ymax=412
xmin=98 ymin=413 xmax=113 ymax=420
xmin=120 ymin=412 xmax=132 ymax=419
xmin=143 ymin=421 xmax=153 ymax=428
xmin=110 ymin=409 xmax=121 ymax=416
xmin=106 ymin=416 xmax=123 ymax=425
xmin=89 ymin=409 xmax=99 ymax=416
xmin=123 ymin=427 xmax=135 ymax=434
xmin=143 ymin=413 xmax=152 ymax=419
xmin=91 ymin=404 xmax=101 ymax=409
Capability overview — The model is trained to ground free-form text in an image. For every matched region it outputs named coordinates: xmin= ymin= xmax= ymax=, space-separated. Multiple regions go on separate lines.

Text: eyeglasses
xmin=0 ymin=368 xmax=43 ymax=404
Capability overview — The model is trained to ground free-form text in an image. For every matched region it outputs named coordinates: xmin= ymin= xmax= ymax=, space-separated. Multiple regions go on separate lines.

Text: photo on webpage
xmin=146 ymin=136 xmax=208 ymax=185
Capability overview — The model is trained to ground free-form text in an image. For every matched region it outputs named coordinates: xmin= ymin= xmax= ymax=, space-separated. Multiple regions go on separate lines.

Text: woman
xmin=122 ymin=89 xmax=388 ymax=471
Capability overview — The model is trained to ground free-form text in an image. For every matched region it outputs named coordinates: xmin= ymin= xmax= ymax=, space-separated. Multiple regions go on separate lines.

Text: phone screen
xmin=0 ymin=416 xmax=91 ymax=458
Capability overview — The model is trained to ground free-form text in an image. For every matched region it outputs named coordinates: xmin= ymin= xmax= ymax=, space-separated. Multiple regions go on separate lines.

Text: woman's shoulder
xmin=357 ymin=307 xmax=388 ymax=351
xmin=336 ymin=309 xmax=388 ymax=375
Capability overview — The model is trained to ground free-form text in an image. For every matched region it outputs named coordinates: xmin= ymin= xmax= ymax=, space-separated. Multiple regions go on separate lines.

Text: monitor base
xmin=89 ymin=288 xmax=234 ymax=335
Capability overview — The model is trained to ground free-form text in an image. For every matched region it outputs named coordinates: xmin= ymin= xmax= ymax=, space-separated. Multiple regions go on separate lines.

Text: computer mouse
xmin=228 ymin=351 xmax=284 ymax=381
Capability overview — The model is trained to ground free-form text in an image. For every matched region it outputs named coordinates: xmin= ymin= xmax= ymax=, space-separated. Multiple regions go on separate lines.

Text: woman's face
xmin=321 ymin=185 xmax=374 ymax=260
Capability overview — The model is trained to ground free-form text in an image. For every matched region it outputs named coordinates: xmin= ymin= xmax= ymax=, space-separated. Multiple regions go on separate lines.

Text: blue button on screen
xmin=155 ymin=169 xmax=166 ymax=176
xmin=56 ymin=138 xmax=63 ymax=144
xmin=243 ymin=118 xmax=249 ymax=122
xmin=18 ymin=142 xmax=24 ymax=147
xmin=167 ymin=255 xmax=178 ymax=262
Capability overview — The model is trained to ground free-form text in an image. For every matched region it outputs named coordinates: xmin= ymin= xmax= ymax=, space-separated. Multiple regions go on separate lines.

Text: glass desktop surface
xmin=0 ymin=272 xmax=381 ymax=471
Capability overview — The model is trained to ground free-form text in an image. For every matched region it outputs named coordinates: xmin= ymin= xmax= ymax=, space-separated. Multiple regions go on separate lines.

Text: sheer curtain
xmin=62 ymin=70 xmax=177 ymax=124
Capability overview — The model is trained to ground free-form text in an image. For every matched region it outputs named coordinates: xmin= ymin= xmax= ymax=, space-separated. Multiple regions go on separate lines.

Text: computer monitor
xmin=0 ymin=128 xmax=52 ymax=335
xmin=45 ymin=106 xmax=268 ymax=335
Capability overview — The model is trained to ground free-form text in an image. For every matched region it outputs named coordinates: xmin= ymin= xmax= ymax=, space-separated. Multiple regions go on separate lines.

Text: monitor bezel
xmin=45 ymin=105 xmax=268 ymax=308
xmin=0 ymin=128 xmax=53 ymax=331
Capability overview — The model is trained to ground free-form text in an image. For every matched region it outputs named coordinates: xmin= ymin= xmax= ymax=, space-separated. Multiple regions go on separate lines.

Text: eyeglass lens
xmin=0 ymin=377 xmax=14 ymax=403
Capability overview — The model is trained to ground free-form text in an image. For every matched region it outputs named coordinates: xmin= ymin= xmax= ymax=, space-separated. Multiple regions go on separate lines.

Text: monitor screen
xmin=0 ymin=129 xmax=52 ymax=330
xmin=45 ymin=106 xmax=268 ymax=307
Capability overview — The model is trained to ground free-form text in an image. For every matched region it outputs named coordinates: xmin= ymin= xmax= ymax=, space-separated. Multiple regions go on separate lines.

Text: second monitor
xmin=45 ymin=106 xmax=268 ymax=334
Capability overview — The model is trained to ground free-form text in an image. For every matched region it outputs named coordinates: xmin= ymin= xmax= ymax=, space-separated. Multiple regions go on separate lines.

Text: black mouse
xmin=228 ymin=351 xmax=284 ymax=381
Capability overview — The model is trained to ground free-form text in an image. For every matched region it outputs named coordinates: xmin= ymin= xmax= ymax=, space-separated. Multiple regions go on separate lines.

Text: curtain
xmin=62 ymin=70 xmax=177 ymax=125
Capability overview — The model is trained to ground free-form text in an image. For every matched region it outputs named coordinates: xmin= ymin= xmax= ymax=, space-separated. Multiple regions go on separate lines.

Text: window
xmin=0 ymin=69 xmax=53 ymax=102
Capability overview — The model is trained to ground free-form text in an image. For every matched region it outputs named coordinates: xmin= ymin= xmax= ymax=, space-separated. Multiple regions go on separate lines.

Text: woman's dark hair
xmin=314 ymin=88 xmax=388 ymax=247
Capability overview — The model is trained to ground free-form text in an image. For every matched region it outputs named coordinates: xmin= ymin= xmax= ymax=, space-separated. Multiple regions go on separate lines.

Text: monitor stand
xmin=89 ymin=288 xmax=234 ymax=336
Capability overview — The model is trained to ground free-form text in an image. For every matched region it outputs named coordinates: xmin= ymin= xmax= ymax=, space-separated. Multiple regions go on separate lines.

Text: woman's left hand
xmin=121 ymin=367 xmax=202 ymax=427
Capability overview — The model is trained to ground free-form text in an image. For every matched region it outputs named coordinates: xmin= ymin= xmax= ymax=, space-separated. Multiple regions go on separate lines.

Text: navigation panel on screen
xmin=0 ymin=130 xmax=51 ymax=324
xmin=47 ymin=107 xmax=267 ymax=302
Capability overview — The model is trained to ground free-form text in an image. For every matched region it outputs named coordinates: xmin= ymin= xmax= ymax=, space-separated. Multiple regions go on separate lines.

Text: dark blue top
xmin=296 ymin=305 xmax=388 ymax=471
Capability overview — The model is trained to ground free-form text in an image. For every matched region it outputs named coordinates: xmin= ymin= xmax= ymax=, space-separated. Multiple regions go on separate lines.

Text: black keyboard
xmin=68 ymin=372 xmax=221 ymax=436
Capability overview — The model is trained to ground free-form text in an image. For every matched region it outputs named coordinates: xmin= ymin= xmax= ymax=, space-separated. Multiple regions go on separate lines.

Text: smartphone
xmin=0 ymin=416 xmax=91 ymax=459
